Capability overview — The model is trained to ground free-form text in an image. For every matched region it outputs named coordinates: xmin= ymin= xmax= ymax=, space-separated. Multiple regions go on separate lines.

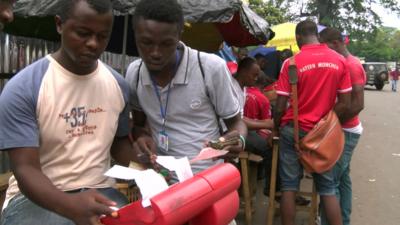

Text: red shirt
xmin=276 ymin=44 xmax=352 ymax=131
xmin=244 ymin=87 xmax=271 ymax=120
xmin=244 ymin=87 xmax=271 ymax=138
xmin=390 ymin=70 xmax=400 ymax=80
xmin=263 ymin=82 xmax=276 ymax=92
xmin=342 ymin=55 xmax=366 ymax=129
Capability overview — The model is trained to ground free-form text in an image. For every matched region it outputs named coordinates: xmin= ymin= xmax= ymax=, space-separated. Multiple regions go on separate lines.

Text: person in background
xmin=0 ymin=0 xmax=14 ymax=31
xmin=126 ymin=0 xmax=247 ymax=178
xmin=234 ymin=57 xmax=274 ymax=199
xmin=254 ymin=53 xmax=268 ymax=72
xmin=0 ymin=1 xmax=138 ymax=224
xmin=390 ymin=65 xmax=400 ymax=92
xmin=319 ymin=27 xmax=366 ymax=225
xmin=274 ymin=20 xmax=351 ymax=225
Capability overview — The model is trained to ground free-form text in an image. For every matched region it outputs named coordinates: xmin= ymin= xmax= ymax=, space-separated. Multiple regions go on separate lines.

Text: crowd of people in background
xmin=0 ymin=0 xmax=370 ymax=225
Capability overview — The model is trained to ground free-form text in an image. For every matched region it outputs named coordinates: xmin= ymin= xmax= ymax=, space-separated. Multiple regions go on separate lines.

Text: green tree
xmin=303 ymin=0 xmax=400 ymax=40
xmin=248 ymin=0 xmax=291 ymax=26
xmin=348 ymin=27 xmax=400 ymax=62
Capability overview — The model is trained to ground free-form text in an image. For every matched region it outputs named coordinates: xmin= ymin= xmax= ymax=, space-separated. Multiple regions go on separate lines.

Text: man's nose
xmin=86 ymin=36 xmax=99 ymax=50
xmin=149 ymin=46 xmax=162 ymax=59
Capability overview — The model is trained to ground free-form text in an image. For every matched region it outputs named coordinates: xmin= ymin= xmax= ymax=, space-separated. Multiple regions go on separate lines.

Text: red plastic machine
xmin=101 ymin=163 xmax=241 ymax=225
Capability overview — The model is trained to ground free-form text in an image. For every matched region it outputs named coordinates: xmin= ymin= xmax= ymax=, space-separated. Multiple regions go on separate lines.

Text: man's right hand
xmin=134 ymin=135 xmax=158 ymax=166
xmin=65 ymin=189 xmax=117 ymax=225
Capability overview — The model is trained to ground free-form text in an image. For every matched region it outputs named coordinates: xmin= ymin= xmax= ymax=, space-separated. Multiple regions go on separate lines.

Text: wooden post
xmin=239 ymin=151 xmax=252 ymax=225
xmin=267 ymin=137 xmax=279 ymax=225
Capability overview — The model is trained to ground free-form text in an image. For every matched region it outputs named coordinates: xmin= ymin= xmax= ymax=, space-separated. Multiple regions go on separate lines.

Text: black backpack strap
xmin=136 ymin=60 xmax=143 ymax=90
xmin=198 ymin=50 xmax=225 ymax=134
xmin=197 ymin=50 xmax=210 ymax=98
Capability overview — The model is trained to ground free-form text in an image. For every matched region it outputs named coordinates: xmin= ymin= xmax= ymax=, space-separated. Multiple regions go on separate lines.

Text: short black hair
xmin=319 ymin=27 xmax=343 ymax=43
xmin=295 ymin=20 xmax=318 ymax=37
xmin=57 ymin=0 xmax=112 ymax=23
xmin=238 ymin=57 xmax=257 ymax=73
xmin=132 ymin=0 xmax=184 ymax=31
xmin=256 ymin=71 xmax=268 ymax=87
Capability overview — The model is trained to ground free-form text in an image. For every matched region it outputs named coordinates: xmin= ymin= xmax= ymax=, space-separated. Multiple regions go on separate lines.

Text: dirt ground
xmin=236 ymin=84 xmax=400 ymax=225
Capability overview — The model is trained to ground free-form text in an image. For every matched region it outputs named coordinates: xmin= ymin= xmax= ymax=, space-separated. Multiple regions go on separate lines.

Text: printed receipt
xmin=156 ymin=156 xmax=193 ymax=182
xmin=104 ymin=165 xmax=169 ymax=207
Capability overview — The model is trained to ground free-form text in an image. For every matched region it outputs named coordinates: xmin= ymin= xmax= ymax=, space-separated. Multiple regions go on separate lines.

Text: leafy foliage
xmin=348 ymin=27 xmax=400 ymax=62
xmin=304 ymin=0 xmax=400 ymax=40
xmin=248 ymin=0 xmax=291 ymax=26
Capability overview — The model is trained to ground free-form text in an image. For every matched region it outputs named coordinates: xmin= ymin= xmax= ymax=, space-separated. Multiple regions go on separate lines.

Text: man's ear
xmin=332 ymin=40 xmax=342 ymax=49
xmin=55 ymin=15 xmax=63 ymax=34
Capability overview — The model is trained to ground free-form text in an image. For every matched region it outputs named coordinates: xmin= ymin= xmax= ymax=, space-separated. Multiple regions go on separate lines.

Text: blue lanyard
xmin=150 ymin=50 xmax=180 ymax=130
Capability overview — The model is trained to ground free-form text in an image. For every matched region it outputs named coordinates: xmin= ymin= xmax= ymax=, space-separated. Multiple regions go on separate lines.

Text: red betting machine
xmin=101 ymin=163 xmax=241 ymax=225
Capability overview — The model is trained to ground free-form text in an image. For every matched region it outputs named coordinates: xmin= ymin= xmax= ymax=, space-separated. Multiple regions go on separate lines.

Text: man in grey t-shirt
xmin=126 ymin=0 xmax=247 ymax=175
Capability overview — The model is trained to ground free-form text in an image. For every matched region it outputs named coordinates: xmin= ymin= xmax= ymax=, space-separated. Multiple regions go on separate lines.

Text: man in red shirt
xmin=274 ymin=20 xmax=352 ymax=225
xmin=234 ymin=57 xmax=273 ymax=151
xmin=390 ymin=66 xmax=400 ymax=92
xmin=319 ymin=27 xmax=366 ymax=225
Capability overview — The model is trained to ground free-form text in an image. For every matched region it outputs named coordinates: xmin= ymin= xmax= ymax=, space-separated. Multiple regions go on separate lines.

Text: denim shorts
xmin=279 ymin=125 xmax=336 ymax=196
xmin=1 ymin=187 xmax=128 ymax=225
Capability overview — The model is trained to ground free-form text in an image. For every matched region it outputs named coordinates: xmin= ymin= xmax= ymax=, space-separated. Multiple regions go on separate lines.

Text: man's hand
xmin=65 ymin=189 xmax=117 ymax=225
xmin=133 ymin=135 xmax=158 ymax=167
xmin=220 ymin=130 xmax=243 ymax=159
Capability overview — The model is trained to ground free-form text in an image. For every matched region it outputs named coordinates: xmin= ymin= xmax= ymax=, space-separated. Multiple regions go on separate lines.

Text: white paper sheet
xmin=135 ymin=169 xmax=169 ymax=207
xmin=104 ymin=165 xmax=169 ymax=207
xmin=156 ymin=156 xmax=194 ymax=183
xmin=155 ymin=156 xmax=178 ymax=171
xmin=104 ymin=165 xmax=141 ymax=180
xmin=174 ymin=157 xmax=194 ymax=182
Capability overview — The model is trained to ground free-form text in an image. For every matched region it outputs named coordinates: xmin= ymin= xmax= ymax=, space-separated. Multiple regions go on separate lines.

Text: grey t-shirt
xmin=126 ymin=43 xmax=240 ymax=174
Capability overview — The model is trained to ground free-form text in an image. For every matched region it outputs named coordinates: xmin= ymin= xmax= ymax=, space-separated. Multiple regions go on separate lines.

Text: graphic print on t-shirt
xmin=59 ymin=106 xmax=106 ymax=138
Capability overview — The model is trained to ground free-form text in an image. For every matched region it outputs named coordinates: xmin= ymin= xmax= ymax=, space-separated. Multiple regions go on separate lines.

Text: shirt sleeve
xmin=125 ymin=60 xmax=143 ymax=112
xmin=338 ymin=61 xmax=353 ymax=93
xmin=348 ymin=60 xmax=366 ymax=85
xmin=275 ymin=59 xmax=291 ymax=96
xmin=0 ymin=76 xmax=39 ymax=150
xmin=202 ymin=54 xmax=240 ymax=119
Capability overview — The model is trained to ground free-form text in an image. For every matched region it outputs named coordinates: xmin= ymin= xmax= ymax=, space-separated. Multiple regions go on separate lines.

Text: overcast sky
xmin=373 ymin=3 xmax=400 ymax=28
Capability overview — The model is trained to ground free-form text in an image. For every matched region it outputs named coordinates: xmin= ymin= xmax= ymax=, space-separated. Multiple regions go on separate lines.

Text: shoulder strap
xmin=198 ymin=50 xmax=224 ymax=135
xmin=288 ymin=57 xmax=300 ymax=151
xmin=197 ymin=51 xmax=210 ymax=98
xmin=135 ymin=60 xmax=143 ymax=90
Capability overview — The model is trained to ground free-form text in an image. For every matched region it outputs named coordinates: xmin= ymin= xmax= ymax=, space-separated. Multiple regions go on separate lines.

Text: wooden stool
xmin=266 ymin=137 xmax=318 ymax=225
xmin=239 ymin=151 xmax=263 ymax=225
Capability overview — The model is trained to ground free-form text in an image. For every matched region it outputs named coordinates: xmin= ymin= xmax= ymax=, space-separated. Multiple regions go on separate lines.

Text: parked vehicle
xmin=362 ymin=62 xmax=389 ymax=90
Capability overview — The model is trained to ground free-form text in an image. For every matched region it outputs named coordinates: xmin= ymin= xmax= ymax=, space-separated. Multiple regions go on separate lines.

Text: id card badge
xmin=158 ymin=131 xmax=169 ymax=151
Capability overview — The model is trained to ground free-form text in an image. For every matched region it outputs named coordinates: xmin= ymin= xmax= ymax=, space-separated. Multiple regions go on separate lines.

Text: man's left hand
xmin=220 ymin=130 xmax=244 ymax=159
